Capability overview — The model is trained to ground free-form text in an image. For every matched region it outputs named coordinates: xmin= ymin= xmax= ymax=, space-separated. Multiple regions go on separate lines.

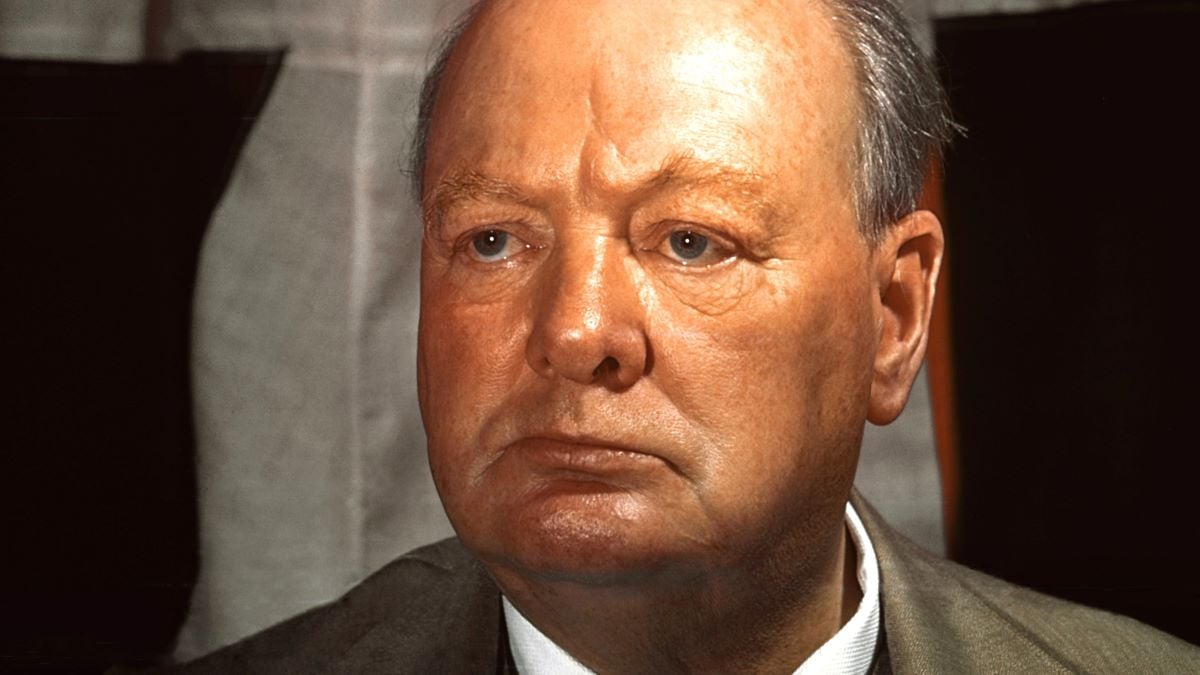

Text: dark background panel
xmin=1 ymin=52 xmax=280 ymax=672
xmin=937 ymin=0 xmax=1199 ymax=645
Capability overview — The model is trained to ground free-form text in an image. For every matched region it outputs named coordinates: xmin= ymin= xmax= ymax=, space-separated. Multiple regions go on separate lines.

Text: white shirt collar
xmin=503 ymin=502 xmax=881 ymax=675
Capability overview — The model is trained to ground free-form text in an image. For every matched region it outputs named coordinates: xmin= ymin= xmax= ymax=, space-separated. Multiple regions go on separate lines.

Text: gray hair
xmin=822 ymin=0 xmax=956 ymax=241
xmin=409 ymin=0 xmax=955 ymax=243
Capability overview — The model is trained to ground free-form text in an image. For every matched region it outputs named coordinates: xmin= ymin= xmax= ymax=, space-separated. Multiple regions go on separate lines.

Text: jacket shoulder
xmin=924 ymin=546 xmax=1197 ymax=672
xmin=164 ymin=538 xmax=502 ymax=674
xmin=852 ymin=494 xmax=1200 ymax=673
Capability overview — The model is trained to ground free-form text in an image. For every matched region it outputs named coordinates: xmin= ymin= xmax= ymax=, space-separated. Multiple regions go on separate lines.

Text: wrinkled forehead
xmin=424 ymin=0 xmax=858 ymax=197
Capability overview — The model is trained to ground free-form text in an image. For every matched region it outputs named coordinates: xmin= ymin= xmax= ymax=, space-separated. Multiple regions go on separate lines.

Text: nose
xmin=525 ymin=235 xmax=649 ymax=390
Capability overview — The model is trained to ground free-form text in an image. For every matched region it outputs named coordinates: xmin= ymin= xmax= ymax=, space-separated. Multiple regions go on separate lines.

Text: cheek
xmin=419 ymin=278 xmax=530 ymax=474
xmin=649 ymin=262 xmax=876 ymax=480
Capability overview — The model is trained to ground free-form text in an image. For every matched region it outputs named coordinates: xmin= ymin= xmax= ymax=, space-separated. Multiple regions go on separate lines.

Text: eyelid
xmin=435 ymin=206 xmax=541 ymax=243
xmin=646 ymin=221 xmax=740 ymax=267
xmin=457 ymin=227 xmax=540 ymax=264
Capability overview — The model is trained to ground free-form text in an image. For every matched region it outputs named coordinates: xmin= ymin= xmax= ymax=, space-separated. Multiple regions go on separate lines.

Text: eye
xmin=661 ymin=229 xmax=729 ymax=266
xmin=467 ymin=229 xmax=529 ymax=263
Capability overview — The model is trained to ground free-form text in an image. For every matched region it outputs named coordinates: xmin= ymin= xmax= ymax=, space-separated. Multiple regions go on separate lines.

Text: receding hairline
xmin=415 ymin=0 xmax=859 ymax=193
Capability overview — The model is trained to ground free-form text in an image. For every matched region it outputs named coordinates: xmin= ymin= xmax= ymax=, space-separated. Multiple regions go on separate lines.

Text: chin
xmin=461 ymin=490 xmax=704 ymax=586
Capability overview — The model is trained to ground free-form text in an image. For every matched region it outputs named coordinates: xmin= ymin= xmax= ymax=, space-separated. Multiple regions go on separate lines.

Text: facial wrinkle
xmin=580 ymin=121 xmax=642 ymax=216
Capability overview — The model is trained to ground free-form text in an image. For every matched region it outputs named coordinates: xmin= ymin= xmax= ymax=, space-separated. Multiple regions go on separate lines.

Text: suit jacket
xmin=161 ymin=493 xmax=1200 ymax=673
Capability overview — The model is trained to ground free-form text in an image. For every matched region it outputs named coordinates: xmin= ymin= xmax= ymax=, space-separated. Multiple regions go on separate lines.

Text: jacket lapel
xmin=851 ymin=492 xmax=1070 ymax=673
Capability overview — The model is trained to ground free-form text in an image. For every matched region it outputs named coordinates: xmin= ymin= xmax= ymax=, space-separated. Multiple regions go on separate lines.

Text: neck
xmin=495 ymin=525 xmax=861 ymax=673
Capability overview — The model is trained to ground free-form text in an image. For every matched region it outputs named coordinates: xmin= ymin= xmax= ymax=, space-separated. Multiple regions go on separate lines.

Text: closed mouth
xmin=506 ymin=435 xmax=666 ymax=478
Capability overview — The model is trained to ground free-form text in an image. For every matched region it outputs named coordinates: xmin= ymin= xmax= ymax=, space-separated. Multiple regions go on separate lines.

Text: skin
xmin=417 ymin=0 xmax=944 ymax=671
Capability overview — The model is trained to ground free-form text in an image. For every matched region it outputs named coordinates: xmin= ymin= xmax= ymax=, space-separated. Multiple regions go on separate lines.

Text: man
xmin=165 ymin=0 xmax=1199 ymax=672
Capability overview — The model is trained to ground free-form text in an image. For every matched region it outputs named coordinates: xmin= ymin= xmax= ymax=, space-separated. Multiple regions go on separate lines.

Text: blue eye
xmin=669 ymin=230 xmax=709 ymax=262
xmin=469 ymin=229 xmax=525 ymax=262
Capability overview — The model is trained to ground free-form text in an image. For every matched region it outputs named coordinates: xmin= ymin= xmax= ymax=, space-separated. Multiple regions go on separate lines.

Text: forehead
xmin=424 ymin=0 xmax=857 ymax=202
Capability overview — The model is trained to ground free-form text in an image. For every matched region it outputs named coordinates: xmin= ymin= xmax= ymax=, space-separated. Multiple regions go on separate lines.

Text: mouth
xmin=504 ymin=434 xmax=669 ymax=485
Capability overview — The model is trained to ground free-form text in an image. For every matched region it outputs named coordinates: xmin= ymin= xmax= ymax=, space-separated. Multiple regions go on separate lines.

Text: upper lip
xmin=520 ymin=431 xmax=650 ymax=455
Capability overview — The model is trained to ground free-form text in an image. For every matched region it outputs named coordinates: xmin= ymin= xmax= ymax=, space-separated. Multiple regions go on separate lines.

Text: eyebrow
xmin=423 ymin=152 xmax=773 ymax=227
xmin=642 ymin=152 xmax=768 ymax=197
xmin=641 ymin=152 xmax=776 ymax=219
xmin=423 ymin=169 xmax=532 ymax=227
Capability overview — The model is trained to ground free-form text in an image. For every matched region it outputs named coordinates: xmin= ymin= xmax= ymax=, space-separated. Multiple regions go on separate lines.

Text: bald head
xmin=411 ymin=0 xmax=952 ymax=241
xmin=426 ymin=0 xmax=859 ymax=224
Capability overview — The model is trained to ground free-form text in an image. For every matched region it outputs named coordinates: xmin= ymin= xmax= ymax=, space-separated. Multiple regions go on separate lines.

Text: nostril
xmin=592 ymin=356 xmax=620 ymax=380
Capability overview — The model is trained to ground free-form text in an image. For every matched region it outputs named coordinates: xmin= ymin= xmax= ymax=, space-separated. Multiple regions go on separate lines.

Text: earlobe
xmin=867 ymin=210 xmax=944 ymax=425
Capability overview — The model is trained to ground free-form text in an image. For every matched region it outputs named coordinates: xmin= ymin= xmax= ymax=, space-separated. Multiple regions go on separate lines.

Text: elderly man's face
xmin=419 ymin=0 xmax=888 ymax=582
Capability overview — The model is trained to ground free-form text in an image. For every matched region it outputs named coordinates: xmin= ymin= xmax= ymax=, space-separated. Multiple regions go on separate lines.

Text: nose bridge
xmin=526 ymin=227 xmax=648 ymax=388
xmin=565 ymin=232 xmax=616 ymax=331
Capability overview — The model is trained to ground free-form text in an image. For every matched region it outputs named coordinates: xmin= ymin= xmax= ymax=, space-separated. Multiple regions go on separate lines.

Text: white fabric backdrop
xmin=0 ymin=0 xmax=1122 ymax=658
xmin=0 ymin=0 xmax=146 ymax=60
xmin=159 ymin=0 xmax=473 ymax=655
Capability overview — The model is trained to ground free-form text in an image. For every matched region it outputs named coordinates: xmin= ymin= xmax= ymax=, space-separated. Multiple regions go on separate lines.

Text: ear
xmin=867 ymin=210 xmax=945 ymax=425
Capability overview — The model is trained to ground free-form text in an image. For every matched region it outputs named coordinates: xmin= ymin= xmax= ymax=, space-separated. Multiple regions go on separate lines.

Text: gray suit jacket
xmin=164 ymin=494 xmax=1200 ymax=673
